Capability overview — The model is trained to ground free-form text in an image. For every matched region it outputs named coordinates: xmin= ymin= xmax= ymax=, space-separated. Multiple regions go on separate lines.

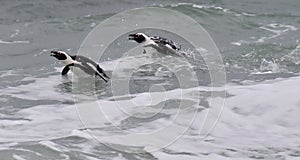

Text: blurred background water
xmin=0 ymin=0 xmax=300 ymax=159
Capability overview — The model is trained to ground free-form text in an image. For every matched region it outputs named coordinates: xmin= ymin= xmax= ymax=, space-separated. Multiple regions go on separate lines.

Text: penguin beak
xmin=50 ymin=50 xmax=58 ymax=57
xmin=128 ymin=34 xmax=137 ymax=40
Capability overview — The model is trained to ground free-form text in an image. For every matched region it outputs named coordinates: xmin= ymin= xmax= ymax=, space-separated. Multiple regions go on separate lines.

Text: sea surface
xmin=0 ymin=0 xmax=300 ymax=159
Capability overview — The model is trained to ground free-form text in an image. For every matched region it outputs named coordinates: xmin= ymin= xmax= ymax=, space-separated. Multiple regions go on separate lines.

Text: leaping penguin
xmin=50 ymin=50 xmax=109 ymax=82
xmin=128 ymin=32 xmax=181 ymax=55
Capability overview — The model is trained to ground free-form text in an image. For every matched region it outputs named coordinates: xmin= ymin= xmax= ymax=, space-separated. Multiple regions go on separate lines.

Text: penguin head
xmin=50 ymin=51 xmax=68 ymax=60
xmin=129 ymin=33 xmax=148 ymax=43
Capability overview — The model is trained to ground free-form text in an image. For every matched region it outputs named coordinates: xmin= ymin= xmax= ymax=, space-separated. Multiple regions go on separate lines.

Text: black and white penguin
xmin=128 ymin=32 xmax=181 ymax=55
xmin=50 ymin=50 xmax=109 ymax=82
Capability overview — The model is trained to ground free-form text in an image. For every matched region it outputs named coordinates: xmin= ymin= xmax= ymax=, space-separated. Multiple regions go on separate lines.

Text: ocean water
xmin=1 ymin=0 xmax=300 ymax=159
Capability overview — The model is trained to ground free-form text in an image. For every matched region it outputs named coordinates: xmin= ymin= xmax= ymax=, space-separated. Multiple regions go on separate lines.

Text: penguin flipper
xmin=96 ymin=65 xmax=110 ymax=79
xmin=62 ymin=66 xmax=70 ymax=75
xmin=61 ymin=63 xmax=74 ymax=75
xmin=95 ymin=72 xmax=108 ymax=83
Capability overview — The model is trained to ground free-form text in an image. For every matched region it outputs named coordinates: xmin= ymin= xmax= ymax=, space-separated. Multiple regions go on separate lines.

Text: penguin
xmin=50 ymin=50 xmax=109 ymax=82
xmin=128 ymin=32 xmax=181 ymax=55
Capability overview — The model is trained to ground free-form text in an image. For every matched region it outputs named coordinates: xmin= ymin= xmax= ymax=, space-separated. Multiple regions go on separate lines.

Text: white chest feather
xmin=68 ymin=66 xmax=91 ymax=77
xmin=63 ymin=56 xmax=75 ymax=65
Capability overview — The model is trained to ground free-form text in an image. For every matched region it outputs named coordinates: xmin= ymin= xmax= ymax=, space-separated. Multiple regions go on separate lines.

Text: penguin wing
xmin=84 ymin=61 xmax=108 ymax=83
xmin=144 ymin=43 xmax=178 ymax=55
xmin=62 ymin=63 xmax=92 ymax=75
xmin=72 ymin=55 xmax=109 ymax=82
xmin=151 ymin=36 xmax=181 ymax=51
xmin=94 ymin=71 xmax=108 ymax=83
xmin=72 ymin=55 xmax=97 ymax=66
xmin=62 ymin=63 xmax=74 ymax=75
xmin=96 ymin=65 xmax=110 ymax=79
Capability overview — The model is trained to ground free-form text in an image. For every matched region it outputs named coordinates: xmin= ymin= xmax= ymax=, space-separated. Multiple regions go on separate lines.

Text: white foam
xmin=0 ymin=69 xmax=16 ymax=77
xmin=75 ymin=84 xmax=217 ymax=152
xmin=39 ymin=141 xmax=63 ymax=152
xmin=281 ymin=43 xmax=300 ymax=65
xmin=1 ymin=74 xmax=299 ymax=159
xmin=151 ymin=76 xmax=300 ymax=159
xmin=251 ymin=58 xmax=283 ymax=74
xmin=13 ymin=155 xmax=27 ymax=160
xmin=1 ymin=50 xmax=299 ymax=159
xmin=0 ymin=104 xmax=81 ymax=143
xmin=257 ymin=23 xmax=297 ymax=43
xmin=233 ymin=23 xmax=297 ymax=45
xmin=0 ymin=142 xmax=19 ymax=150
xmin=10 ymin=29 xmax=20 ymax=38
xmin=112 ymin=154 xmax=127 ymax=160
xmin=70 ymin=129 xmax=93 ymax=139
xmin=241 ymin=12 xmax=256 ymax=17
xmin=191 ymin=4 xmax=243 ymax=16
xmin=231 ymin=42 xmax=242 ymax=46
xmin=83 ymin=156 xmax=102 ymax=160
xmin=0 ymin=40 xmax=30 ymax=44
xmin=1 ymin=74 xmax=73 ymax=101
